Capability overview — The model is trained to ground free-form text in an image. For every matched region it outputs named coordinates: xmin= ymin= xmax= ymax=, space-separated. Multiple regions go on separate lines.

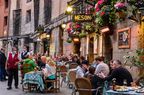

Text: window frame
xmin=26 ymin=10 xmax=31 ymax=23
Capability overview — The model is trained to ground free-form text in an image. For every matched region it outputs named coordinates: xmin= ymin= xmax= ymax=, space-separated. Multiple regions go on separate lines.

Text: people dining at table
xmin=98 ymin=60 xmax=133 ymax=86
xmin=20 ymin=53 xmax=138 ymax=94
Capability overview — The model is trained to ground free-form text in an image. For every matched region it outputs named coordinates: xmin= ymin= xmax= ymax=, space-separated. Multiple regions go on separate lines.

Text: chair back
xmin=69 ymin=70 xmax=76 ymax=83
xmin=69 ymin=63 xmax=78 ymax=69
xmin=60 ymin=65 xmax=67 ymax=72
xmin=75 ymin=78 xmax=93 ymax=95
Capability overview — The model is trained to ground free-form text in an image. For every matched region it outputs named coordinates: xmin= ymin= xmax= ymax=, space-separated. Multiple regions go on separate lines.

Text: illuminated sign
xmin=73 ymin=14 xmax=93 ymax=22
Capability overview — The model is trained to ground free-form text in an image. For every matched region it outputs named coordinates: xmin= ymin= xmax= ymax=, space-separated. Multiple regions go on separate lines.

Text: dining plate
xmin=116 ymin=89 xmax=129 ymax=92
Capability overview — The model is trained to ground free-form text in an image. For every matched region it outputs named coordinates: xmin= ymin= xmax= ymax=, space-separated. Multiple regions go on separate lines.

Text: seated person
xmin=42 ymin=57 xmax=56 ymax=89
xmin=43 ymin=57 xmax=56 ymax=80
xmin=37 ymin=56 xmax=46 ymax=70
xmin=85 ymin=66 xmax=104 ymax=88
xmin=84 ymin=66 xmax=95 ymax=82
xmin=76 ymin=60 xmax=89 ymax=78
xmin=23 ymin=54 xmax=37 ymax=74
xmin=99 ymin=60 xmax=133 ymax=86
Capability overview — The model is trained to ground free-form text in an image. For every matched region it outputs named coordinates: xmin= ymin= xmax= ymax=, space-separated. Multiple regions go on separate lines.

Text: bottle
xmin=112 ymin=78 xmax=116 ymax=91
xmin=123 ymin=79 xmax=127 ymax=87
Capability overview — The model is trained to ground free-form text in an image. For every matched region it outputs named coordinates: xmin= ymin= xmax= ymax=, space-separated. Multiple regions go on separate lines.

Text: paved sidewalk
xmin=0 ymin=80 xmax=72 ymax=95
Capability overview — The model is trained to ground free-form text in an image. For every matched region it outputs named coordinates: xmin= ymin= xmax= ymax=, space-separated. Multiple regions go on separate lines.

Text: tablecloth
xmin=23 ymin=71 xmax=44 ymax=91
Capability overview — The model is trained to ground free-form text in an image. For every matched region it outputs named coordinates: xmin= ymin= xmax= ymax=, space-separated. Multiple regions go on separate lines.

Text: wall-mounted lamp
xmin=100 ymin=26 xmax=110 ymax=33
xmin=46 ymin=34 xmax=50 ymax=38
xmin=61 ymin=23 xmax=67 ymax=29
xmin=73 ymin=37 xmax=79 ymax=42
xmin=37 ymin=38 xmax=41 ymax=42
xmin=65 ymin=5 xmax=73 ymax=15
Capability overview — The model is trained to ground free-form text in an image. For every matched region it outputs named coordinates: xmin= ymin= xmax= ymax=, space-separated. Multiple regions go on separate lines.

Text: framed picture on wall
xmin=118 ymin=27 xmax=131 ymax=49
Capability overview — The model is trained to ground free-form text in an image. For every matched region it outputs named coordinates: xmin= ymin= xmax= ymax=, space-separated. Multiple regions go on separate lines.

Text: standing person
xmin=0 ymin=48 xmax=7 ymax=81
xmin=20 ymin=45 xmax=29 ymax=84
xmin=6 ymin=47 xmax=19 ymax=90
xmin=95 ymin=56 xmax=110 ymax=77
xmin=21 ymin=45 xmax=29 ymax=60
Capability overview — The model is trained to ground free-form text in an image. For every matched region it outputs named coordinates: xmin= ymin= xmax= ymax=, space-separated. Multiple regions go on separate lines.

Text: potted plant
xmin=124 ymin=49 xmax=144 ymax=77
xmin=79 ymin=32 xmax=87 ymax=38
xmin=114 ymin=2 xmax=127 ymax=19
xmin=84 ymin=23 xmax=95 ymax=32
xmin=37 ymin=25 xmax=44 ymax=33
xmin=66 ymin=37 xmax=72 ymax=43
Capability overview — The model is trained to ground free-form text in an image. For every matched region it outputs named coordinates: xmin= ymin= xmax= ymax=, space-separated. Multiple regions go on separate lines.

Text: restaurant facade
xmin=42 ymin=0 xmax=144 ymax=80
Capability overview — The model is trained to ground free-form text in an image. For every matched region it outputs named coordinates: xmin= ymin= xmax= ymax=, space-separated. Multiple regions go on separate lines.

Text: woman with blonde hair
xmin=42 ymin=57 xmax=56 ymax=89
xmin=42 ymin=57 xmax=56 ymax=79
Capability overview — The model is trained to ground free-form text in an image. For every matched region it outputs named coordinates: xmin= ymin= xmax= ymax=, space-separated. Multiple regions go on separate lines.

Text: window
xmin=4 ymin=16 xmax=8 ymax=26
xmin=16 ymin=0 xmax=20 ymax=9
xmin=27 ymin=0 xmax=32 ymax=3
xmin=26 ymin=10 xmax=31 ymax=23
xmin=5 ymin=0 xmax=8 ymax=8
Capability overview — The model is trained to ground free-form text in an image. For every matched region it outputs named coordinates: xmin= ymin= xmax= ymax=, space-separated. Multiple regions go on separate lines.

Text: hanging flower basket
xmin=116 ymin=11 xmax=126 ymax=19
xmin=66 ymin=38 xmax=72 ymax=43
xmin=79 ymin=32 xmax=87 ymax=38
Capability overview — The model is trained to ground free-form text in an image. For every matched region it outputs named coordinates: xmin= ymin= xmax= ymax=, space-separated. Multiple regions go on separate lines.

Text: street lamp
xmin=61 ymin=23 xmax=66 ymax=29
xmin=37 ymin=38 xmax=41 ymax=42
xmin=73 ymin=37 xmax=79 ymax=42
xmin=46 ymin=34 xmax=50 ymax=38
xmin=65 ymin=5 xmax=73 ymax=14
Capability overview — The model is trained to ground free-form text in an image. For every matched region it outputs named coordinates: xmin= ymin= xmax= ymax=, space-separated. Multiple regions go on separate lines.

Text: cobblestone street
xmin=0 ymin=80 xmax=72 ymax=95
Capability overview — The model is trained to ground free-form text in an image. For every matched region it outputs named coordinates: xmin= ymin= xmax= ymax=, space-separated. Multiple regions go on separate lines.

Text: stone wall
xmin=112 ymin=20 xmax=139 ymax=80
xmin=21 ymin=0 xmax=35 ymax=35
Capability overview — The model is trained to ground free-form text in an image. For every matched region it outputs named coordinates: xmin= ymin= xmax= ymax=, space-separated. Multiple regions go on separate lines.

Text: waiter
xmin=6 ymin=47 xmax=19 ymax=90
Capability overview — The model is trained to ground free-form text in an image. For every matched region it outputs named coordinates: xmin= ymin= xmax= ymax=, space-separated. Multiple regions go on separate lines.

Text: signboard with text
xmin=73 ymin=14 xmax=93 ymax=22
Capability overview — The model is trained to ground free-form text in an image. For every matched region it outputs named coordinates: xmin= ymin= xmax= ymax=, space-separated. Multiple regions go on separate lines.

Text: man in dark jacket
xmin=0 ymin=48 xmax=7 ymax=81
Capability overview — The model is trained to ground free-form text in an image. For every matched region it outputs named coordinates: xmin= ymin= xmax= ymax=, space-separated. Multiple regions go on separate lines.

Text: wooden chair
xmin=59 ymin=65 xmax=67 ymax=87
xmin=44 ymin=64 xmax=60 ymax=93
xmin=69 ymin=63 xmax=78 ymax=69
xmin=74 ymin=78 xmax=102 ymax=95
xmin=67 ymin=70 xmax=76 ymax=88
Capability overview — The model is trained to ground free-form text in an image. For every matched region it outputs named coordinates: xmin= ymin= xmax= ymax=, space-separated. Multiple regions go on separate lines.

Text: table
xmin=23 ymin=71 xmax=44 ymax=91
xmin=106 ymin=90 xmax=144 ymax=95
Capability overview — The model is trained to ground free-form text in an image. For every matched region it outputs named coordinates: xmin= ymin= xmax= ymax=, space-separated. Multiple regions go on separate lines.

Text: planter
xmin=116 ymin=11 xmax=126 ymax=19
xmin=79 ymin=33 xmax=87 ymax=38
